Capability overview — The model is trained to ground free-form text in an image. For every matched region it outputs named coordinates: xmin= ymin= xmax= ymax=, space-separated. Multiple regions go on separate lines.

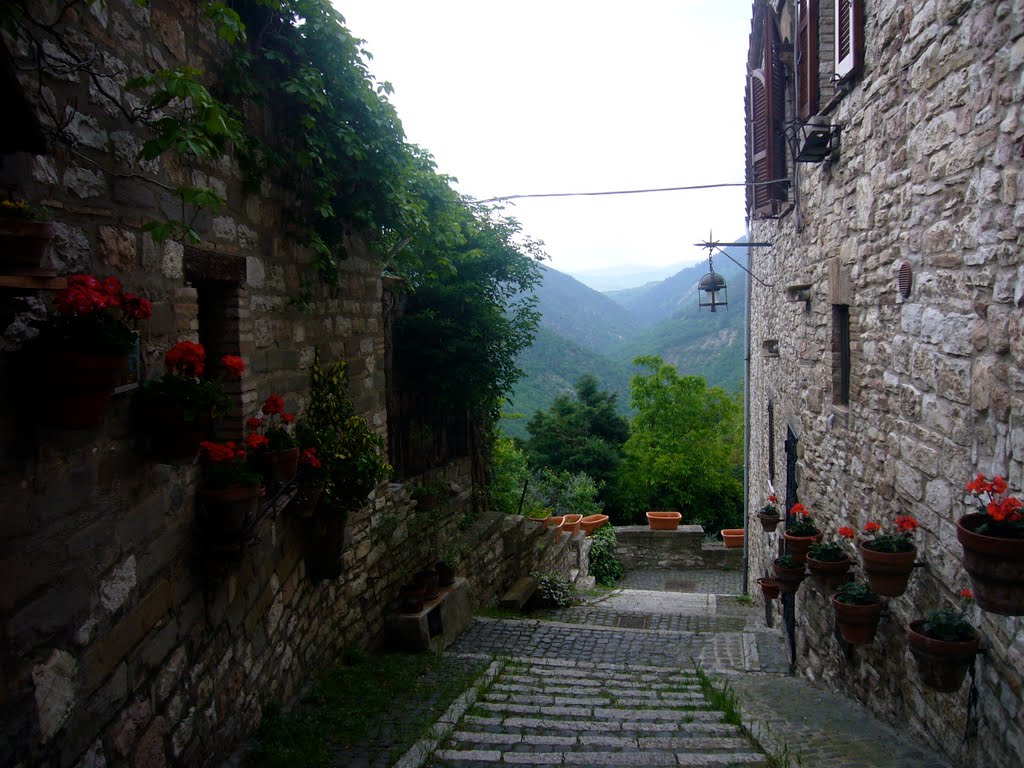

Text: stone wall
xmin=0 ymin=2 xmax=566 ymax=766
xmin=746 ymin=1 xmax=1024 ymax=766
xmin=615 ymin=526 xmax=743 ymax=571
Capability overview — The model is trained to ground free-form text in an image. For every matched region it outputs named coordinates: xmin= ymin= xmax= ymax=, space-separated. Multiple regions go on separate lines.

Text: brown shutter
xmin=797 ymin=0 xmax=819 ymax=119
xmin=749 ymin=69 xmax=771 ymax=216
xmin=835 ymin=0 xmax=863 ymax=80
xmin=747 ymin=8 xmax=789 ymax=219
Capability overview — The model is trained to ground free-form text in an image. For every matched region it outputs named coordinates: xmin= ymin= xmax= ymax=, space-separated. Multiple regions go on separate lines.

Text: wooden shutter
xmin=797 ymin=0 xmax=819 ymax=119
xmin=835 ymin=0 xmax=864 ymax=80
xmin=749 ymin=69 xmax=771 ymax=216
xmin=748 ymin=11 xmax=787 ymax=218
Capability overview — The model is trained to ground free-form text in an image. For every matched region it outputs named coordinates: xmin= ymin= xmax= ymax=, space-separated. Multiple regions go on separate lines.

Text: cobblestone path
xmin=390 ymin=572 xmax=952 ymax=768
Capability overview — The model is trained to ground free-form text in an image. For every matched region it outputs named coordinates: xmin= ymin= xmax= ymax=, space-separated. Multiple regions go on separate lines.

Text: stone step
xmin=461 ymin=715 xmax=744 ymax=736
xmin=472 ymin=701 xmax=725 ymax=721
xmin=498 ymin=673 xmax=704 ymax=692
xmin=433 ymin=749 xmax=767 ymax=766
xmin=449 ymin=731 xmax=756 ymax=751
xmin=500 ymin=576 xmax=539 ymax=610
xmin=484 ymin=691 xmax=707 ymax=707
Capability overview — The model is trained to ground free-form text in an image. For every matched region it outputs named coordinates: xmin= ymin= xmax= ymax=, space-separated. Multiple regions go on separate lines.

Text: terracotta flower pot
xmin=859 ymin=542 xmax=916 ymax=597
xmin=197 ymin=484 xmax=263 ymax=546
xmin=260 ymin=446 xmax=300 ymax=485
xmin=647 ymin=511 xmax=682 ymax=530
xmin=806 ymin=555 xmax=853 ymax=594
xmin=772 ymin=560 xmax=807 ymax=594
xmin=831 ymin=596 xmax=883 ymax=645
xmin=414 ymin=568 xmax=440 ymax=600
xmin=436 ymin=561 xmax=457 ymax=586
xmin=757 ymin=577 xmax=781 ymax=600
xmin=528 ymin=512 xmax=552 ymax=529
xmin=783 ymin=530 xmax=822 ymax=564
xmin=721 ymin=528 xmax=745 ymax=549
xmin=907 ymin=619 xmax=980 ymax=693
xmin=560 ymin=514 xmax=583 ymax=535
xmin=757 ymin=512 xmax=781 ymax=532
xmin=146 ymin=402 xmax=212 ymax=463
xmin=0 ymin=219 xmax=54 ymax=270
xmin=580 ymin=514 xmax=609 ymax=535
xmin=956 ymin=513 xmax=1024 ymax=615
xmin=37 ymin=350 xmax=128 ymax=429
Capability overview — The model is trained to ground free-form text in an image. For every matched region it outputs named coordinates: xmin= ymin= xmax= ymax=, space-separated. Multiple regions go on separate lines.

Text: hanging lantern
xmin=698 ymin=257 xmax=727 ymax=312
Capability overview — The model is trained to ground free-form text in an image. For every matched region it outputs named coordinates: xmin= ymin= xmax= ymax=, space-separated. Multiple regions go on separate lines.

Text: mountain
xmin=532 ymin=266 xmax=642 ymax=355
xmin=502 ymin=244 xmax=749 ymax=438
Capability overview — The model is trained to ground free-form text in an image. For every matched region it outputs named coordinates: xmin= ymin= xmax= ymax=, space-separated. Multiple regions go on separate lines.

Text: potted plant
xmin=646 ymin=511 xmax=682 ymax=530
xmin=806 ymin=526 xmax=855 ymax=593
xmin=783 ymin=503 xmax=821 ymax=563
xmin=958 ymin=473 xmax=1024 ymax=615
xmin=297 ymin=350 xmax=391 ymax=579
xmin=831 ymin=580 xmax=883 ymax=645
xmin=758 ymin=494 xmax=782 ymax=532
xmin=137 ymin=341 xmax=244 ymax=462
xmin=411 ymin=480 xmax=447 ymax=510
xmin=28 ymin=274 xmax=151 ymax=428
xmin=772 ymin=554 xmax=806 ymax=594
xmin=290 ymin=447 xmax=325 ymax=517
xmin=721 ymin=528 xmax=744 ymax=548
xmin=436 ymin=538 xmax=467 ymax=586
xmin=246 ymin=394 xmax=300 ymax=485
xmin=859 ymin=515 xmax=919 ymax=597
xmin=757 ymin=577 xmax=781 ymax=600
xmin=0 ymin=198 xmax=54 ymax=270
xmin=195 ymin=439 xmax=264 ymax=547
xmin=527 ymin=507 xmax=554 ymax=529
xmin=907 ymin=588 xmax=981 ymax=693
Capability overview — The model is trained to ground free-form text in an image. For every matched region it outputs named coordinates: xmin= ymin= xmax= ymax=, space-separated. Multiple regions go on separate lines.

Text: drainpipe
xmin=742 ymin=227 xmax=753 ymax=596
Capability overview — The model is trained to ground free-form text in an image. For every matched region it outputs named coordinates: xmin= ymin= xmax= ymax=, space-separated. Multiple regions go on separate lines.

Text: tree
xmin=526 ymin=375 xmax=629 ymax=515
xmin=615 ymin=356 xmax=743 ymax=531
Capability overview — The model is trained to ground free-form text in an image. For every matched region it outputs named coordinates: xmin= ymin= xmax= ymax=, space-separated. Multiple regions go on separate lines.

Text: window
xmin=746 ymin=8 xmax=788 ymax=219
xmin=833 ymin=304 xmax=850 ymax=406
xmin=835 ymin=0 xmax=864 ymax=82
xmin=797 ymin=0 xmax=819 ymax=120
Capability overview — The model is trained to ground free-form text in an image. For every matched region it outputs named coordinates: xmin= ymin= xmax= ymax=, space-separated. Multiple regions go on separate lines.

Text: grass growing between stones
xmin=247 ymin=649 xmax=480 ymax=768
xmin=691 ymin=664 xmax=742 ymax=727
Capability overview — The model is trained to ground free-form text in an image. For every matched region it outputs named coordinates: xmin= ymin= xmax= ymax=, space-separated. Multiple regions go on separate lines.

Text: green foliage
xmin=807 ymin=540 xmax=849 ymax=562
xmin=392 ymin=204 xmax=544 ymax=413
xmin=588 ymin=525 xmax=624 ymax=587
xmin=834 ymin=581 xmax=879 ymax=605
xmin=921 ymin=607 xmax=976 ymax=642
xmin=614 ymin=357 xmax=743 ymax=531
xmin=532 ymin=468 xmax=603 ymax=517
xmin=530 ymin=572 xmax=582 ymax=609
xmin=526 ymin=375 xmax=629 ymax=514
xmin=249 ymin=650 xmax=480 ymax=767
xmin=297 ymin=350 xmax=391 ymax=508
xmin=774 ymin=555 xmax=801 ymax=570
xmin=489 ymin=436 xmax=533 ymax=516
xmin=692 ymin=663 xmax=743 ymax=727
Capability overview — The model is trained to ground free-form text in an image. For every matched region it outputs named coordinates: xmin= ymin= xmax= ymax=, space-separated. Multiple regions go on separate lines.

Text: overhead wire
xmin=471 ymin=178 xmax=792 ymax=205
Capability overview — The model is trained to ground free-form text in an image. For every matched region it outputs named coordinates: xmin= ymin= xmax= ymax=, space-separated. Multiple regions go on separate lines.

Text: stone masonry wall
xmin=615 ymin=526 xmax=743 ymax=571
xmin=0 ymin=2 xmax=560 ymax=767
xmin=746 ymin=2 xmax=1024 ymax=766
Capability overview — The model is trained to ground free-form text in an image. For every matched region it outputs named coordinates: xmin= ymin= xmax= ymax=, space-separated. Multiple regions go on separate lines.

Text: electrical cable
xmin=472 ymin=178 xmax=793 ymax=205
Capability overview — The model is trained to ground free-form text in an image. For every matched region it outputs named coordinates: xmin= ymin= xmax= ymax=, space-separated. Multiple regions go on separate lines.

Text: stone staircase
xmin=429 ymin=657 xmax=767 ymax=767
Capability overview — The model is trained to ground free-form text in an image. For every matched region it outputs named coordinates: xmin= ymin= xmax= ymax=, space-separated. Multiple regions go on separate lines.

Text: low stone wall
xmin=464 ymin=513 xmax=592 ymax=607
xmin=615 ymin=525 xmax=743 ymax=571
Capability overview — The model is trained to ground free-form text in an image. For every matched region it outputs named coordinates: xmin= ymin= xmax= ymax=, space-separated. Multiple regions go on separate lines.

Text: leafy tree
xmin=490 ymin=436 xmax=532 ymax=516
xmin=615 ymin=356 xmax=743 ymax=531
xmin=526 ymin=375 xmax=629 ymax=513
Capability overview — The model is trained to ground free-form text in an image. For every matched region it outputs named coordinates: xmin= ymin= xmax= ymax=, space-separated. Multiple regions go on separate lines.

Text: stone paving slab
xmin=620 ymin=569 xmax=743 ymax=595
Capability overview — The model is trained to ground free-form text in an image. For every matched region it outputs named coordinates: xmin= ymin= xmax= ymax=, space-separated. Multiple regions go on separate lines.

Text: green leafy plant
xmin=138 ymin=340 xmax=243 ymax=421
xmin=965 ymin=473 xmax=1024 ymax=538
xmin=246 ymin=395 xmax=300 ymax=452
xmin=296 ymin=350 xmax=391 ymax=509
xmin=807 ymin=540 xmax=849 ymax=562
xmin=921 ymin=589 xmax=977 ymax=642
xmin=774 ymin=554 xmax=802 ymax=570
xmin=785 ymin=503 xmax=819 ymax=537
xmin=588 ymin=525 xmax=624 ymax=586
xmin=35 ymin=274 xmax=151 ymax=355
xmin=760 ymin=493 xmax=781 ymax=517
xmin=861 ymin=515 xmax=919 ymax=552
xmin=197 ymin=440 xmax=262 ymax=490
xmin=411 ymin=481 xmax=447 ymax=501
xmin=532 ymin=469 xmax=603 ymax=517
xmin=530 ymin=572 xmax=581 ymax=609
xmin=0 ymin=198 xmax=49 ymax=222
xmin=834 ymin=580 xmax=880 ymax=606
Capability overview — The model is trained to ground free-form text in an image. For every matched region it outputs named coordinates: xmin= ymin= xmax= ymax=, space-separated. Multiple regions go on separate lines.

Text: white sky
xmin=333 ymin=1 xmax=751 ymax=277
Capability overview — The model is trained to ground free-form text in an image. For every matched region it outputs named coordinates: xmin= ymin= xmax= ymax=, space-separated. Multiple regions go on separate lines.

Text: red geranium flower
xmin=165 ymin=341 xmax=206 ymax=377
xmin=262 ymin=394 xmax=285 ymax=415
xmin=221 ymin=355 xmax=245 ymax=379
xmin=959 ymin=588 xmax=974 ymax=600
xmin=245 ymin=433 xmax=270 ymax=451
xmin=301 ymin=447 xmax=322 ymax=469
xmin=790 ymin=503 xmax=808 ymax=517
xmin=863 ymin=521 xmax=882 ymax=534
xmin=282 ymin=413 xmax=296 ymax=424
xmin=200 ymin=440 xmax=239 ymax=463
xmin=767 ymin=494 xmax=778 ymax=503
xmin=838 ymin=526 xmax=855 ymax=539
xmin=894 ymin=515 xmax=919 ymax=533
xmin=246 ymin=417 xmax=265 ymax=431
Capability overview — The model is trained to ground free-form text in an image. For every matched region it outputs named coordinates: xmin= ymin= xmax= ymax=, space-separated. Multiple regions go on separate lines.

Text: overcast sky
xmin=334 ymin=1 xmax=751 ymax=279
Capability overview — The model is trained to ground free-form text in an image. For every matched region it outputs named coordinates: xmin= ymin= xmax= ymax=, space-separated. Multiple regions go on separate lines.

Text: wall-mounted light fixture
xmin=694 ymin=233 xmax=773 ymax=312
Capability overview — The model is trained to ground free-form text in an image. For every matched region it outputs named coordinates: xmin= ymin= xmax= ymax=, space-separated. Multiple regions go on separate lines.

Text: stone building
xmin=744 ymin=0 xmax=1024 ymax=765
xmin=0 ymin=2 xmax=583 ymax=766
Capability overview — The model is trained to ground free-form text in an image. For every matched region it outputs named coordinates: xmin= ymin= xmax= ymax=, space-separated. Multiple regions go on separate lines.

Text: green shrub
xmin=588 ymin=525 xmax=624 ymax=586
xmin=530 ymin=572 xmax=581 ymax=609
